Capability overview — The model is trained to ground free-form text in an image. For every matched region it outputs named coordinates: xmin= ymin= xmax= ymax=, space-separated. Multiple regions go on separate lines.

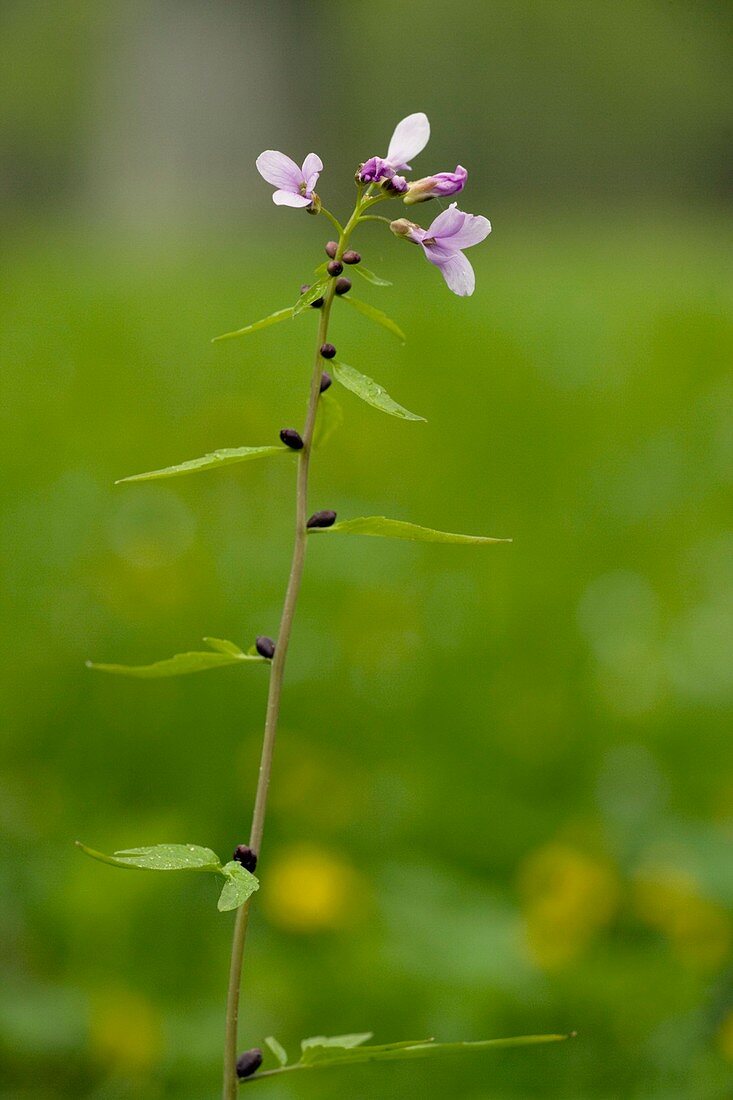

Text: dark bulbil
xmin=279 ymin=428 xmax=304 ymax=450
xmin=232 ymin=844 xmax=258 ymax=872
xmin=320 ymin=371 xmax=332 ymax=392
xmin=255 ymin=635 xmax=276 ymax=659
xmin=236 ymin=1049 xmax=263 ymax=1079
xmin=325 ymin=241 xmax=338 ymax=258
xmin=334 ymin=277 xmax=351 ymax=296
xmin=327 ymin=260 xmax=343 ymax=277
xmin=320 ymin=343 xmax=336 ymax=359
xmin=307 ymin=510 xmax=337 ymax=529
xmin=342 ymin=249 xmax=361 ymax=265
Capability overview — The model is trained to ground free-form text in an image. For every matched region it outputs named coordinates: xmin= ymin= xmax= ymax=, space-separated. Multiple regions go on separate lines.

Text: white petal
xmin=256 ymin=150 xmax=303 ymax=191
xmin=272 ymin=189 xmax=312 ymax=207
xmin=301 ymin=153 xmax=323 ymax=192
xmin=386 ymin=112 xmax=430 ymax=171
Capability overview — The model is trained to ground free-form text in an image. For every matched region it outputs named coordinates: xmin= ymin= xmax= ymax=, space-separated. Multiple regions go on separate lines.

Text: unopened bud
xmin=320 ymin=372 xmax=332 ymax=392
xmin=382 ymin=174 xmax=408 ymax=195
xmin=236 ymin=1049 xmax=263 ymax=1079
xmin=390 ymin=218 xmax=419 ymax=240
xmin=232 ymin=844 xmax=258 ymax=872
xmin=334 ymin=277 xmax=351 ymax=296
xmin=255 ymin=636 xmax=276 ymax=659
xmin=307 ymin=510 xmax=337 ymax=529
xmin=342 ymin=250 xmax=361 ymax=265
xmin=320 ymin=343 xmax=336 ymax=359
xmin=325 ymin=241 xmax=338 ymax=258
xmin=306 ymin=194 xmax=321 ymax=215
xmin=279 ymin=428 xmax=304 ymax=450
xmin=403 ymin=166 xmax=467 ymax=205
xmin=327 ymin=260 xmax=343 ymax=277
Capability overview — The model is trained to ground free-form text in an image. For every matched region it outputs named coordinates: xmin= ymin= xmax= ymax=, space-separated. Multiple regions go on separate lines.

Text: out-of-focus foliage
xmin=1 ymin=2 xmax=732 ymax=1099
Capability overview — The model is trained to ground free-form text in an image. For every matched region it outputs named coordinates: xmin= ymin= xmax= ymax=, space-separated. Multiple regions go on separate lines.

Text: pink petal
xmin=426 ymin=203 xmax=466 ymax=241
xmin=428 ymin=249 xmax=476 ymax=296
xmin=301 ymin=153 xmax=323 ymax=193
xmin=272 ymin=189 xmax=312 ymax=207
xmin=386 ymin=112 xmax=430 ymax=171
xmin=446 ymin=213 xmax=492 ymax=250
xmin=256 ymin=150 xmax=304 ymax=192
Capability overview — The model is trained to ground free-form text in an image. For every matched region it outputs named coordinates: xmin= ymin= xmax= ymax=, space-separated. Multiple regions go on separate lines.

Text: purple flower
xmin=358 ymin=112 xmax=430 ymax=184
xmin=403 ymin=165 xmax=467 ymax=205
xmin=255 ymin=150 xmax=323 ymax=208
xmin=391 ymin=203 xmax=491 ymax=297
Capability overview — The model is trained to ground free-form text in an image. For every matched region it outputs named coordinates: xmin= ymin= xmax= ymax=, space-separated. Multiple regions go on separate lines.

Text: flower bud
xmin=307 ymin=510 xmax=337 ymax=529
xmin=232 ymin=844 xmax=258 ymax=872
xmin=334 ymin=277 xmax=351 ymax=296
xmin=342 ymin=250 xmax=361 ymax=265
xmin=390 ymin=217 xmax=420 ymax=240
xmin=325 ymin=241 xmax=338 ymax=258
xmin=403 ymin=166 xmax=467 ymax=205
xmin=279 ymin=428 xmax=304 ymax=450
xmin=236 ymin=1049 xmax=263 ymax=1079
xmin=320 ymin=343 xmax=336 ymax=359
xmin=382 ymin=174 xmax=408 ymax=195
xmin=255 ymin=636 xmax=276 ymax=659
xmin=320 ymin=372 xmax=332 ymax=393
xmin=327 ymin=260 xmax=343 ymax=277
xmin=306 ymin=194 xmax=321 ymax=215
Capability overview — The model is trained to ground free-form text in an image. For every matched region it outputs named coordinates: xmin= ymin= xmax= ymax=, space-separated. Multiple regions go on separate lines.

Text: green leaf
xmin=116 ymin=446 xmax=286 ymax=484
xmin=264 ymin=1037 xmax=288 ymax=1067
xmin=212 ymin=307 xmax=294 ymax=343
xmin=217 ymin=861 xmax=260 ymax=912
xmin=300 ymin=1034 xmax=373 ymax=1065
xmin=76 ymin=842 xmax=222 ymax=872
xmin=87 ymin=641 xmax=265 ymax=678
xmin=244 ymin=1033 xmax=573 ymax=1082
xmin=332 ymin=362 xmax=424 ymax=422
xmin=313 ymin=261 xmax=329 ymax=277
xmin=353 ymin=265 xmax=392 ymax=287
xmin=341 ymin=297 xmax=405 ymax=342
xmin=313 ymin=392 xmax=344 ymax=449
xmin=311 ymin=516 xmax=510 ymax=545
xmin=202 ymin=637 xmax=247 ymax=657
xmin=292 ymin=279 xmax=329 ymax=317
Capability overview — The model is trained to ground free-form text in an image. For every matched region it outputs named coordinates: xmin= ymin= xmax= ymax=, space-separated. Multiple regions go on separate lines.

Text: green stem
xmin=222 ymin=201 xmax=363 ymax=1099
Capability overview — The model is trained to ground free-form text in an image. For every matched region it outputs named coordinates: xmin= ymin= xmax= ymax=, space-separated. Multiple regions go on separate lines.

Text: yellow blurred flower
xmin=633 ymin=868 xmax=731 ymax=972
xmin=263 ymin=844 xmax=367 ymax=933
xmin=518 ymin=843 xmax=620 ymax=970
xmin=89 ymin=987 xmax=162 ymax=1073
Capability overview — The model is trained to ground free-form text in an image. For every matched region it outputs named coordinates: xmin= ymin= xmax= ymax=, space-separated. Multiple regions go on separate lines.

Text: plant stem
xmin=222 ymin=204 xmax=363 ymax=1098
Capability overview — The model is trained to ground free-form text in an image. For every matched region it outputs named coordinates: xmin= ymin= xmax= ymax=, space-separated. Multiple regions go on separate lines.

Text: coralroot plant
xmin=80 ymin=113 xmax=570 ymax=1096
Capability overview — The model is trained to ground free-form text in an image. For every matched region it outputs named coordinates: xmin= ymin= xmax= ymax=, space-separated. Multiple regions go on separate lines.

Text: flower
xmin=358 ymin=112 xmax=430 ymax=184
xmin=390 ymin=203 xmax=491 ymax=296
xmin=255 ymin=150 xmax=323 ymax=208
xmin=403 ymin=165 xmax=467 ymax=205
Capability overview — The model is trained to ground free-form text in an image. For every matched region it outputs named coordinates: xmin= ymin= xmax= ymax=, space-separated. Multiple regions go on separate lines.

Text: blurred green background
xmin=2 ymin=2 xmax=732 ymax=1097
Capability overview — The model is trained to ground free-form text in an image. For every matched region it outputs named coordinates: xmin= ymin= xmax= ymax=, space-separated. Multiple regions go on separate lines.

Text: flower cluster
xmin=255 ymin=112 xmax=491 ymax=297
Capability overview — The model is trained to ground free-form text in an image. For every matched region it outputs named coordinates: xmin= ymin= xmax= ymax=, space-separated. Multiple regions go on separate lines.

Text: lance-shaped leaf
xmin=300 ymin=1034 xmax=373 ymax=1065
xmin=313 ymin=392 xmax=344 ymax=449
xmin=332 ymin=362 xmax=424 ymax=422
xmin=116 ymin=446 xmax=287 ymax=484
xmin=341 ymin=297 xmax=405 ymax=343
xmin=212 ymin=307 xmax=294 ymax=343
xmin=310 ymin=516 xmax=510 ymax=545
xmin=264 ymin=1037 xmax=288 ymax=1067
xmin=353 ymin=265 xmax=392 ymax=287
xmin=245 ymin=1032 xmax=572 ymax=1082
xmin=217 ymin=861 xmax=260 ymax=912
xmin=292 ymin=279 xmax=329 ymax=317
xmin=87 ymin=638 xmax=266 ymax=678
xmin=76 ymin=842 xmax=222 ymax=872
